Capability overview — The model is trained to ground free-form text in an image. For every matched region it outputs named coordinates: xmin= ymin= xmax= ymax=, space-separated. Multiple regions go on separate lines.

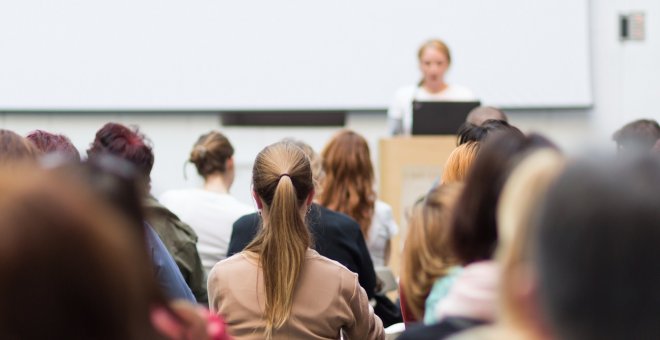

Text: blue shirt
xmin=144 ymin=223 xmax=196 ymax=303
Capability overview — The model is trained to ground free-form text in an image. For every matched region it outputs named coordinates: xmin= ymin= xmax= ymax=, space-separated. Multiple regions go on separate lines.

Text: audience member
xmin=227 ymin=139 xmax=377 ymax=300
xmin=456 ymin=119 xmax=522 ymax=146
xmin=208 ymin=141 xmax=384 ymax=339
xmin=399 ymin=183 xmax=463 ymax=324
xmin=56 ymin=155 xmax=196 ymax=303
xmin=0 ymin=129 xmax=40 ymax=163
xmin=25 ymin=129 xmax=81 ymax=161
xmin=440 ymin=141 xmax=480 ymax=184
xmin=87 ymin=122 xmax=207 ymax=304
xmin=160 ymin=131 xmax=253 ymax=274
xmin=449 ymin=149 xmax=564 ymax=340
xmin=531 ymin=155 xmax=660 ymax=340
xmin=431 ymin=132 xmax=556 ymax=326
xmin=465 ymin=106 xmax=508 ymax=126
xmin=319 ymin=129 xmax=398 ymax=267
xmin=0 ymin=165 xmax=161 ymax=339
xmin=612 ymin=118 xmax=660 ymax=155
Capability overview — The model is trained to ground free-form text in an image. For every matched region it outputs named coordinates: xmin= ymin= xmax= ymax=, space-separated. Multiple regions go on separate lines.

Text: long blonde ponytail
xmin=245 ymin=142 xmax=313 ymax=339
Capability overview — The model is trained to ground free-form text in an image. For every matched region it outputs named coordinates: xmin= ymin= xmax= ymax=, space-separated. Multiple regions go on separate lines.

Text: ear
xmin=252 ymin=190 xmax=263 ymax=210
xmin=306 ymin=189 xmax=315 ymax=207
xmin=226 ymin=157 xmax=235 ymax=172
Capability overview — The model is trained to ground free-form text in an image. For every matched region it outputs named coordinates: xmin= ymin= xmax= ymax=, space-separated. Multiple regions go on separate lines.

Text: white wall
xmin=0 ymin=0 xmax=658 ymax=206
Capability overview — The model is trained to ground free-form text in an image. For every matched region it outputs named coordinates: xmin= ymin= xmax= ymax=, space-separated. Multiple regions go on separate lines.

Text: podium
xmin=378 ymin=136 xmax=457 ymax=277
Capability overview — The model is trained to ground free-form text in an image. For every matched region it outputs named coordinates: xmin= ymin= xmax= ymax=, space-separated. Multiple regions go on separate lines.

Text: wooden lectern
xmin=378 ymin=136 xmax=457 ymax=277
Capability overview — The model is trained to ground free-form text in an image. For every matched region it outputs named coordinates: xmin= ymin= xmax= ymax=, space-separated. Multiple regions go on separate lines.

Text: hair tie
xmin=278 ymin=173 xmax=291 ymax=180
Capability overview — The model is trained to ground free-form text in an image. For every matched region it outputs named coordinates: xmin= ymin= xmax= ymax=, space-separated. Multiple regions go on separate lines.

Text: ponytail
xmin=245 ymin=142 xmax=313 ymax=339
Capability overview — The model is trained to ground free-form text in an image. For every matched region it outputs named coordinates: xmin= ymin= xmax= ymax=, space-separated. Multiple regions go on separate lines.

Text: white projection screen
xmin=0 ymin=0 xmax=591 ymax=110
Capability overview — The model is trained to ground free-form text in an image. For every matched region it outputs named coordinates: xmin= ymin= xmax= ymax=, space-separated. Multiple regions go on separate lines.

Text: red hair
xmin=87 ymin=123 xmax=154 ymax=179
xmin=26 ymin=130 xmax=80 ymax=162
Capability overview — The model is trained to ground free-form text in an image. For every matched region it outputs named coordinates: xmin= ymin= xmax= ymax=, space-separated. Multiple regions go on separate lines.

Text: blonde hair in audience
xmin=441 ymin=141 xmax=480 ymax=184
xmin=496 ymin=150 xmax=564 ymax=335
xmin=319 ymin=130 xmax=376 ymax=238
xmin=244 ymin=142 xmax=314 ymax=339
xmin=400 ymin=183 xmax=463 ymax=320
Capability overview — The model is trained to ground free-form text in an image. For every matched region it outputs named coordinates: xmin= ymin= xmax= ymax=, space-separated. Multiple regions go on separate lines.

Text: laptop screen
xmin=411 ymin=101 xmax=481 ymax=135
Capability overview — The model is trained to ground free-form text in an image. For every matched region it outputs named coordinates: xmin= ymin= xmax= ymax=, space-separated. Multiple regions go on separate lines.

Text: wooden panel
xmin=378 ymin=136 xmax=457 ymax=279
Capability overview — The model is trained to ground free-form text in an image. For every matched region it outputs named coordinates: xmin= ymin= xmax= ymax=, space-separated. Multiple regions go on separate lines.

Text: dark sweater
xmin=227 ymin=203 xmax=377 ymax=299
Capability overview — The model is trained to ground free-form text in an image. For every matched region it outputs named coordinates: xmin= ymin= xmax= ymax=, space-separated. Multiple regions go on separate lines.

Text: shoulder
xmin=306 ymin=250 xmax=357 ymax=281
xmin=315 ymin=205 xmax=362 ymax=235
xmin=444 ymin=84 xmax=477 ymax=100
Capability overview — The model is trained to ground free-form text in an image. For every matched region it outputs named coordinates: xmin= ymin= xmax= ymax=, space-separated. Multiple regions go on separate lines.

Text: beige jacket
xmin=208 ymin=249 xmax=384 ymax=340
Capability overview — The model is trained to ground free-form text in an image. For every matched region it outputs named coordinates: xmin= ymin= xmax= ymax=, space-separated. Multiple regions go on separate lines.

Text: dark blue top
xmin=144 ymin=222 xmax=196 ymax=303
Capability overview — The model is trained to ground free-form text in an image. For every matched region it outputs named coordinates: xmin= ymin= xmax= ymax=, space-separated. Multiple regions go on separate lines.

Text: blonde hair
xmin=319 ymin=130 xmax=376 ymax=238
xmin=441 ymin=141 xmax=480 ymax=184
xmin=244 ymin=142 xmax=314 ymax=339
xmin=400 ymin=183 xmax=463 ymax=320
xmin=189 ymin=130 xmax=234 ymax=178
xmin=496 ymin=150 xmax=565 ymax=331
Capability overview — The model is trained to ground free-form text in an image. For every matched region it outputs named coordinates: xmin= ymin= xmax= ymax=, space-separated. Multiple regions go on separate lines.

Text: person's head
xmin=612 ymin=119 xmax=660 ymax=155
xmin=530 ymin=155 xmax=660 ymax=340
xmin=400 ymin=183 xmax=463 ymax=320
xmin=87 ymin=123 xmax=154 ymax=186
xmin=466 ymin=106 xmax=509 ymax=126
xmin=449 ymin=131 xmax=557 ymax=265
xmin=244 ymin=142 xmax=314 ymax=339
xmin=457 ymin=119 xmax=522 ymax=146
xmin=418 ymin=39 xmax=452 ymax=87
xmin=189 ymin=131 xmax=235 ymax=184
xmin=0 ymin=165 xmax=159 ymax=339
xmin=441 ymin=141 xmax=481 ymax=184
xmin=319 ymin=129 xmax=375 ymax=238
xmin=496 ymin=150 xmax=564 ymax=336
xmin=0 ymin=129 xmax=40 ymax=164
xmin=280 ymin=138 xmax=323 ymax=195
xmin=25 ymin=130 xmax=80 ymax=162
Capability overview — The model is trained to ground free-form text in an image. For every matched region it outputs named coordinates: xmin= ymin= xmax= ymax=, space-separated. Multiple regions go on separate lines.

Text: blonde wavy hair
xmin=319 ymin=130 xmax=376 ymax=238
xmin=400 ymin=183 xmax=463 ymax=320
xmin=244 ymin=142 xmax=314 ymax=339
xmin=441 ymin=141 xmax=480 ymax=184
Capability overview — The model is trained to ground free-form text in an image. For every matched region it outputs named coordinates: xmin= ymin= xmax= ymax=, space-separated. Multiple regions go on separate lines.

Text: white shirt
xmin=367 ymin=200 xmax=399 ymax=267
xmin=388 ymin=84 xmax=477 ymax=135
xmin=159 ymin=188 xmax=254 ymax=274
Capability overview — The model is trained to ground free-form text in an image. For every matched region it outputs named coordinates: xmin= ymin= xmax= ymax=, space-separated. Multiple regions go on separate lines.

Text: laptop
xmin=411 ymin=101 xmax=481 ymax=135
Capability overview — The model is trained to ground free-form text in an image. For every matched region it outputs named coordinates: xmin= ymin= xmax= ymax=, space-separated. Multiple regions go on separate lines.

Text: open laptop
xmin=411 ymin=101 xmax=481 ymax=135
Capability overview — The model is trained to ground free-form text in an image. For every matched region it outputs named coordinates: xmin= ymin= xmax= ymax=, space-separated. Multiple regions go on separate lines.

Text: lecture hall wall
xmin=0 ymin=0 xmax=658 ymax=206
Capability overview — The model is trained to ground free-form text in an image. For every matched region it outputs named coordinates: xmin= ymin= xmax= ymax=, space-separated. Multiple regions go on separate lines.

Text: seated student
xmin=0 ymin=164 xmax=231 ymax=339
xmin=25 ymin=129 xmax=81 ymax=161
xmin=160 ymin=131 xmax=253 ymax=274
xmin=209 ymin=142 xmax=384 ymax=339
xmin=319 ymin=130 xmax=398 ymax=268
xmin=399 ymin=184 xmax=463 ymax=325
xmin=528 ymin=155 xmax=660 ymax=340
xmin=465 ymin=106 xmax=508 ymax=126
xmin=87 ymin=123 xmax=207 ymax=304
xmin=399 ymin=134 xmax=558 ymax=340
xmin=612 ymin=118 xmax=660 ymax=155
xmin=448 ymin=150 xmax=564 ymax=340
xmin=57 ymin=155 xmax=196 ymax=303
xmin=228 ymin=139 xmax=377 ymax=301
xmin=456 ymin=119 xmax=521 ymax=146
xmin=440 ymin=141 xmax=480 ymax=184
xmin=0 ymin=129 xmax=40 ymax=163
